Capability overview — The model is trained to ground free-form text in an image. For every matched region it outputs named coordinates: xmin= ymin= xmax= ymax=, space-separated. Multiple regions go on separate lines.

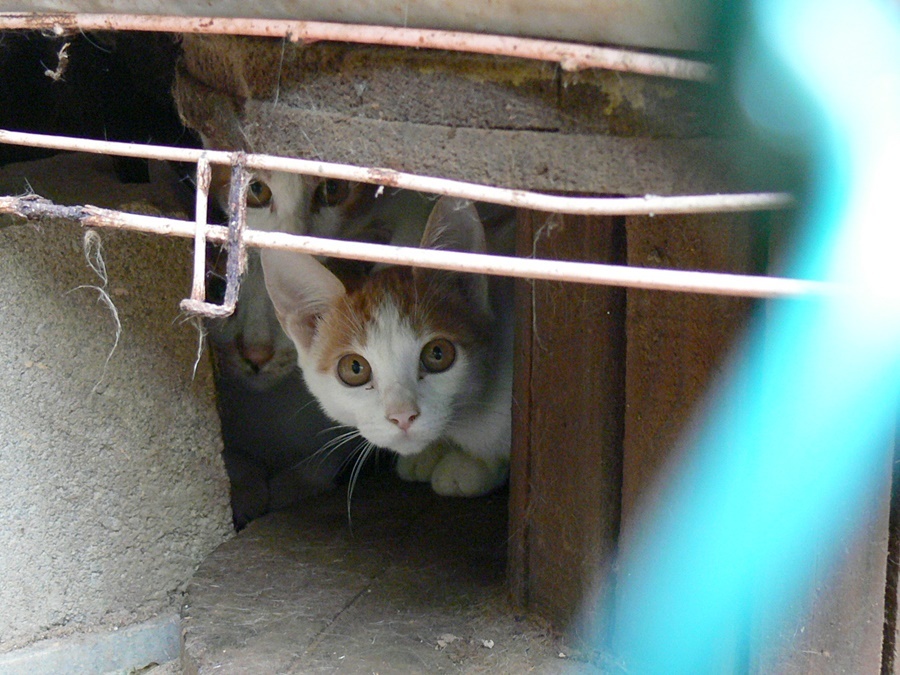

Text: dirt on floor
xmin=181 ymin=470 xmax=602 ymax=674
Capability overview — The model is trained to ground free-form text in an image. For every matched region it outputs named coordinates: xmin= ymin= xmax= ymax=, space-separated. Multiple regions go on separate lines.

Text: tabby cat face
xmin=209 ymin=167 xmax=379 ymax=237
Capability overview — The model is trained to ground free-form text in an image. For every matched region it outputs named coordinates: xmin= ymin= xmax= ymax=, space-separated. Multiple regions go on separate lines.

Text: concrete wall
xmin=0 ymin=156 xmax=232 ymax=658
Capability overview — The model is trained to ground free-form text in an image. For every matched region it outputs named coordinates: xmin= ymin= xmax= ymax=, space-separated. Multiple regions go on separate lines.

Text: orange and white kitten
xmin=206 ymin=170 xmax=433 ymax=527
xmin=262 ymin=196 xmax=515 ymax=497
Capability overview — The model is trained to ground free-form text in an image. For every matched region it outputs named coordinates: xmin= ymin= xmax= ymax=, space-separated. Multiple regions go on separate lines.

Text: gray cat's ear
xmin=416 ymin=196 xmax=490 ymax=313
xmin=420 ymin=196 xmax=487 ymax=254
xmin=260 ymin=249 xmax=344 ymax=350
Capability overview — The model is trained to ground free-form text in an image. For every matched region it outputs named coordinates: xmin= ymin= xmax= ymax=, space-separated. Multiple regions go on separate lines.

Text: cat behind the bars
xmin=262 ymin=196 xmax=515 ymax=497
xmin=206 ymin=169 xmax=433 ymax=528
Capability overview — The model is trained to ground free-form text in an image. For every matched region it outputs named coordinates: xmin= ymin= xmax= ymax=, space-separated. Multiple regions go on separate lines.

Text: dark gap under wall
xmin=881 ymin=420 xmax=900 ymax=674
xmin=0 ymin=31 xmax=198 ymax=171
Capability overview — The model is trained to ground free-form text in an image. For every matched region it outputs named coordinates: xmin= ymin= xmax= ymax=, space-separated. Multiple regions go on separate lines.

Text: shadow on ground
xmin=182 ymin=472 xmax=591 ymax=673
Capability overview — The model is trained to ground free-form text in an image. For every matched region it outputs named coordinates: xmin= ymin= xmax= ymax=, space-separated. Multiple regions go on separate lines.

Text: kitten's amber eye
xmin=337 ymin=353 xmax=372 ymax=386
xmin=420 ymin=338 xmax=456 ymax=373
xmin=314 ymin=179 xmax=350 ymax=207
xmin=246 ymin=180 xmax=272 ymax=208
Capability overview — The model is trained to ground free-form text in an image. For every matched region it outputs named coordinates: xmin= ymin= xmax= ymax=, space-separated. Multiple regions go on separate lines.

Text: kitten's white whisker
xmin=319 ymin=428 xmax=361 ymax=448
xmin=347 ymin=441 xmax=377 ymax=534
xmin=335 ymin=302 xmax=367 ymax=341
xmin=316 ymin=422 xmax=356 ymax=436
xmin=312 ymin=429 xmax=362 ymax=459
xmin=289 ymin=428 xmax=362 ymax=472
xmin=286 ymin=396 xmax=326 ymax=420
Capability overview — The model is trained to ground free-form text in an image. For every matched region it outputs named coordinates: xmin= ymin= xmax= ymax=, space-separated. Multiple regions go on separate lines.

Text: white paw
xmin=430 ymin=450 xmax=508 ymax=497
xmin=395 ymin=442 xmax=449 ymax=483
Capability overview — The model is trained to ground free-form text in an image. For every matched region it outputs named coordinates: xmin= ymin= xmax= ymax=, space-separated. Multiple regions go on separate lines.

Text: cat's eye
xmin=246 ymin=180 xmax=272 ymax=208
xmin=420 ymin=338 xmax=456 ymax=373
xmin=337 ymin=353 xmax=372 ymax=386
xmin=314 ymin=179 xmax=350 ymax=208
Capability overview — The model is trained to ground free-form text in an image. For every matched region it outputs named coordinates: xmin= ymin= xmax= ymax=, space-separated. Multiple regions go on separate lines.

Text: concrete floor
xmin=181 ymin=471 xmax=597 ymax=674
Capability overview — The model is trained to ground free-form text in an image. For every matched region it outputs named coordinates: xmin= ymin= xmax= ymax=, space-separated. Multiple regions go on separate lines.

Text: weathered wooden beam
xmin=509 ymin=209 xmax=626 ymax=647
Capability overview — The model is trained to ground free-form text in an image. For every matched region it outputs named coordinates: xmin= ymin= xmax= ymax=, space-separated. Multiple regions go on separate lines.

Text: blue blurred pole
xmin=609 ymin=0 xmax=900 ymax=672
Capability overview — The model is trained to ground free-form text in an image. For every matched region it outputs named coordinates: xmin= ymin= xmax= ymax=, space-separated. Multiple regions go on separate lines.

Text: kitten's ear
xmin=261 ymin=249 xmax=344 ymax=350
xmin=420 ymin=197 xmax=487 ymax=254
xmin=416 ymin=197 xmax=490 ymax=312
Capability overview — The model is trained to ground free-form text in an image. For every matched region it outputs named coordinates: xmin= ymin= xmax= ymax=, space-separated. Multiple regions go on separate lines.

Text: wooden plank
xmin=508 ymin=209 xmax=626 ymax=645
xmin=749 ymin=212 xmax=895 ymax=673
xmin=616 ymin=212 xmax=759 ymax=670
xmin=618 ymin=212 xmax=894 ymax=673
xmin=507 ymin=211 xmax=535 ymax=616
xmin=175 ymin=39 xmax=775 ymax=196
xmin=179 ymin=38 xmax=709 ymax=138
xmin=619 ymin=212 xmax=759 ymax=527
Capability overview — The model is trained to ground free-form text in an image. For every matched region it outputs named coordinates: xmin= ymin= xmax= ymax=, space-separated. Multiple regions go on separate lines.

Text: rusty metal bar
xmin=0 ymin=194 xmax=831 ymax=301
xmin=0 ymin=12 xmax=713 ymax=81
xmin=221 ymin=158 xmax=250 ymax=308
xmin=178 ymin=158 xmax=251 ymax=318
xmin=0 ymin=130 xmax=796 ymax=216
xmin=188 ymin=154 xmax=211 ymax=303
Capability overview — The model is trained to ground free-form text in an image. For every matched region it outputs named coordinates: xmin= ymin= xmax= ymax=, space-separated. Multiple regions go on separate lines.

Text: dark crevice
xmin=0 ymin=31 xmax=198 ymax=167
xmin=880 ymin=422 xmax=900 ymax=674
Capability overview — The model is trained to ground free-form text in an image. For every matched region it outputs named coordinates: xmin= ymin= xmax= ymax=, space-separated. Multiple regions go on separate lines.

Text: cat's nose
xmin=237 ymin=337 xmax=275 ymax=370
xmin=387 ymin=409 xmax=419 ymax=432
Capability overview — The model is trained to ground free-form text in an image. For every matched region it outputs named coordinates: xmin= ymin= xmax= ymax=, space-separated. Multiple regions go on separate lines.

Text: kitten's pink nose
xmin=237 ymin=336 xmax=274 ymax=370
xmin=387 ymin=409 xmax=419 ymax=432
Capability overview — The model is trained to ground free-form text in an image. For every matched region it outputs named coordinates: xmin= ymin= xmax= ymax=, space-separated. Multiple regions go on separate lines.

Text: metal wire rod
xmin=0 ymin=195 xmax=829 ymax=299
xmin=0 ymin=130 xmax=795 ymax=216
xmin=0 ymin=12 xmax=713 ymax=81
xmin=188 ymin=155 xmax=211 ymax=303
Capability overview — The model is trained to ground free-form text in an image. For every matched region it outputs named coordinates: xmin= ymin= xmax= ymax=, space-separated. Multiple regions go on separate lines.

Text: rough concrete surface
xmin=174 ymin=37 xmax=758 ymax=198
xmin=0 ymin=153 xmax=233 ymax=656
xmin=183 ymin=472 xmax=596 ymax=674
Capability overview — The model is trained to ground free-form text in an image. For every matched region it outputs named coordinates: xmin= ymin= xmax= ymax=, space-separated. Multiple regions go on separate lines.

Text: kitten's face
xmin=263 ymin=196 xmax=499 ymax=457
xmin=301 ymin=267 xmax=492 ymax=456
